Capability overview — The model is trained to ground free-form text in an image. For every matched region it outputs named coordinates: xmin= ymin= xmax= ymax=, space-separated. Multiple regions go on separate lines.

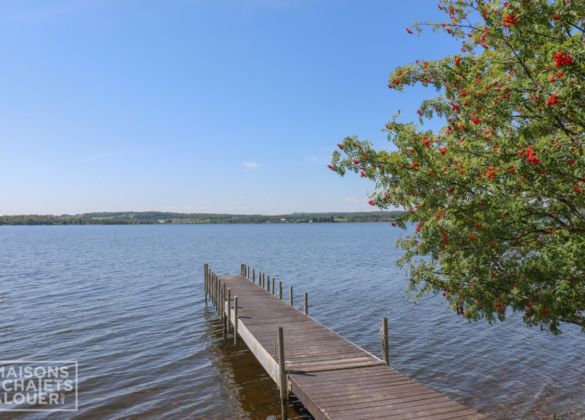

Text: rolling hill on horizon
xmin=0 ymin=211 xmax=404 ymax=225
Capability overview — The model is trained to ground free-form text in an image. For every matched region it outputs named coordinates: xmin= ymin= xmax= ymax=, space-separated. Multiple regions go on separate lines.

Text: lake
xmin=1 ymin=224 xmax=583 ymax=418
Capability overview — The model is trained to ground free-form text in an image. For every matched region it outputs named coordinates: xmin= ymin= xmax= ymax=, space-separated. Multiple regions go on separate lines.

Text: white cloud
xmin=242 ymin=161 xmax=259 ymax=170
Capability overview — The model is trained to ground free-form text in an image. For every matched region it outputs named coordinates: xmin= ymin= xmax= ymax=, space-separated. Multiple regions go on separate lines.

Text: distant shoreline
xmin=0 ymin=211 xmax=403 ymax=226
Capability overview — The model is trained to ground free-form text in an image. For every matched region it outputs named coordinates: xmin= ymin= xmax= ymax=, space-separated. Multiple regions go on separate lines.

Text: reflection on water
xmin=0 ymin=224 xmax=583 ymax=419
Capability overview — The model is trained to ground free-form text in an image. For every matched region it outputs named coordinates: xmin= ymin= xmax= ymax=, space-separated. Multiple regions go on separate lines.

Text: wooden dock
xmin=203 ymin=264 xmax=486 ymax=419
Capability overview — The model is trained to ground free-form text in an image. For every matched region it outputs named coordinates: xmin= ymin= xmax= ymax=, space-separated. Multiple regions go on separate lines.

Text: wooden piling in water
xmin=213 ymin=276 xmax=217 ymax=311
xmin=253 ymin=268 xmax=256 ymax=284
xmin=223 ymin=284 xmax=227 ymax=322
xmin=382 ymin=317 xmax=389 ymax=366
xmin=217 ymin=275 xmax=220 ymax=309
xmin=204 ymin=264 xmax=208 ymax=305
xmin=222 ymin=284 xmax=226 ymax=341
xmin=227 ymin=288 xmax=231 ymax=333
xmin=278 ymin=326 xmax=288 ymax=420
xmin=234 ymin=296 xmax=238 ymax=345
xmin=218 ymin=280 xmax=221 ymax=315
xmin=213 ymin=273 xmax=217 ymax=307
xmin=216 ymin=277 xmax=220 ymax=313
xmin=279 ymin=281 xmax=283 ymax=300
xmin=217 ymin=279 xmax=222 ymax=316
xmin=304 ymin=292 xmax=308 ymax=316
xmin=289 ymin=286 xmax=293 ymax=306
xmin=208 ymin=271 xmax=211 ymax=302
xmin=271 ymin=277 xmax=275 ymax=295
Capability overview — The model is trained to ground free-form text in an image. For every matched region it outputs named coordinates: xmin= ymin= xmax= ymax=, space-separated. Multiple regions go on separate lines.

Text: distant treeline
xmin=0 ymin=211 xmax=403 ymax=225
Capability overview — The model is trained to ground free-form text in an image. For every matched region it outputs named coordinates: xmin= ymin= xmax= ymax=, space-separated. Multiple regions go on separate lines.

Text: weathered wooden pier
xmin=203 ymin=264 xmax=486 ymax=419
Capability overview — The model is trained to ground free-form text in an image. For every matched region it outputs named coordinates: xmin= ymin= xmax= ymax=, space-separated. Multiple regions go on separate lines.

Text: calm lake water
xmin=1 ymin=224 xmax=583 ymax=419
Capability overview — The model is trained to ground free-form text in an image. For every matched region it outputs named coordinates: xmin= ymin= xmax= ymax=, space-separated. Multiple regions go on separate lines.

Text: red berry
xmin=546 ymin=92 xmax=558 ymax=106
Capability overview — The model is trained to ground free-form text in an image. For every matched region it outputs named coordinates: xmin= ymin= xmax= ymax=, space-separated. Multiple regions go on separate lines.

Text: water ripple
xmin=0 ymin=224 xmax=583 ymax=419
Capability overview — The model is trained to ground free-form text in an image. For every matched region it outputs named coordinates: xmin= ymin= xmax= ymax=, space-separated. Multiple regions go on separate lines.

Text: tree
xmin=330 ymin=0 xmax=584 ymax=333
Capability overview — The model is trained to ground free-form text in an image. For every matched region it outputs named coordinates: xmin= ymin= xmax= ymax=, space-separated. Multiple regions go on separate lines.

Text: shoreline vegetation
xmin=0 ymin=211 xmax=404 ymax=225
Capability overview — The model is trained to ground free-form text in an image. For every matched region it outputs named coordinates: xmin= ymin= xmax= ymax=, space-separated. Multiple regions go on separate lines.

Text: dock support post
xmin=204 ymin=264 xmax=208 ymax=306
xmin=267 ymin=275 xmax=271 ymax=293
xmin=214 ymin=274 xmax=217 ymax=307
xmin=289 ymin=286 xmax=293 ymax=306
xmin=247 ymin=265 xmax=250 ymax=279
xmin=234 ymin=296 xmax=238 ymax=345
xmin=253 ymin=268 xmax=256 ymax=283
xmin=207 ymin=268 xmax=211 ymax=302
xmin=278 ymin=326 xmax=288 ymax=420
xmin=272 ymin=277 xmax=275 ymax=295
xmin=213 ymin=273 xmax=216 ymax=307
xmin=211 ymin=273 xmax=215 ymax=306
xmin=279 ymin=281 xmax=283 ymax=300
xmin=227 ymin=288 xmax=231 ymax=333
xmin=213 ymin=277 xmax=217 ymax=312
xmin=223 ymin=284 xmax=227 ymax=321
xmin=382 ymin=317 xmax=389 ymax=366
xmin=222 ymin=284 xmax=226 ymax=342
xmin=304 ymin=292 xmax=308 ymax=316
xmin=217 ymin=280 xmax=221 ymax=316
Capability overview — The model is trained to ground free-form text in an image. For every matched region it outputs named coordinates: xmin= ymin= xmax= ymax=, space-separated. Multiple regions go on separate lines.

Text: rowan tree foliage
xmin=330 ymin=0 xmax=585 ymax=333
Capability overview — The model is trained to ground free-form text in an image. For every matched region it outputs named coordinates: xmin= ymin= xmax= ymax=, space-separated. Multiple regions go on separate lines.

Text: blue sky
xmin=0 ymin=0 xmax=457 ymax=215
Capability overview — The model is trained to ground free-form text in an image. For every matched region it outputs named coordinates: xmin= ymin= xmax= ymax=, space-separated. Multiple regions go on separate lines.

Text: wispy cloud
xmin=343 ymin=197 xmax=359 ymax=203
xmin=242 ymin=161 xmax=259 ymax=170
